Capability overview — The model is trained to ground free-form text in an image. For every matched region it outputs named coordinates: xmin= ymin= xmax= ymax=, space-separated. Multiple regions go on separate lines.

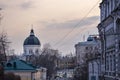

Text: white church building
xmin=22 ymin=29 xmax=41 ymax=62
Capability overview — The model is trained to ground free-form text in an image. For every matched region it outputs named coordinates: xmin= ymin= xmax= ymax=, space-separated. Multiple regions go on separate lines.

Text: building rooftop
xmin=4 ymin=59 xmax=36 ymax=71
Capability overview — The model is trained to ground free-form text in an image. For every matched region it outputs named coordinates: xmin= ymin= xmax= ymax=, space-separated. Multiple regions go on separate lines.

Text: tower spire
xmin=30 ymin=25 xmax=34 ymax=36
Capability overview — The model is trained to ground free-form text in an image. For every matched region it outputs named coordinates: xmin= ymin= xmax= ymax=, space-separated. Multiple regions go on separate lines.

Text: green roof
xmin=4 ymin=59 xmax=36 ymax=71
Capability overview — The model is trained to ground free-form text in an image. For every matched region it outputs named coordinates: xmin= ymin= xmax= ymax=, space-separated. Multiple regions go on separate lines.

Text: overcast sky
xmin=0 ymin=0 xmax=101 ymax=55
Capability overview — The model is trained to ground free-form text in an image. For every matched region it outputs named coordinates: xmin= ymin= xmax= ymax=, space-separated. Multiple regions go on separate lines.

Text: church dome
xmin=87 ymin=36 xmax=97 ymax=42
xmin=24 ymin=29 xmax=41 ymax=45
xmin=87 ymin=36 xmax=95 ymax=41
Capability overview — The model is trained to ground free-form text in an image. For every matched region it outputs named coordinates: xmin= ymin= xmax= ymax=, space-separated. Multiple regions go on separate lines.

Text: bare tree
xmin=37 ymin=44 xmax=60 ymax=79
xmin=0 ymin=32 xmax=10 ymax=62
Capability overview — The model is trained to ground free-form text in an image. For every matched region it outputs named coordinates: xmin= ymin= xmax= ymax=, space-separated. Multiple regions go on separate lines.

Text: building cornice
xmin=97 ymin=7 xmax=120 ymax=29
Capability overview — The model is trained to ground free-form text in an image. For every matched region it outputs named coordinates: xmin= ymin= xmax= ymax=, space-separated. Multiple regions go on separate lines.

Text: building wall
xmin=75 ymin=37 xmax=101 ymax=80
xmin=100 ymin=0 xmax=120 ymax=21
xmin=5 ymin=71 xmax=34 ymax=80
xmin=23 ymin=45 xmax=41 ymax=55
xmin=75 ymin=43 xmax=89 ymax=65
xmin=5 ymin=69 xmax=47 ymax=80
xmin=98 ymin=0 xmax=120 ymax=80
xmin=89 ymin=60 xmax=100 ymax=80
xmin=75 ymin=41 xmax=99 ymax=65
xmin=23 ymin=45 xmax=41 ymax=62
xmin=36 ymin=68 xmax=47 ymax=80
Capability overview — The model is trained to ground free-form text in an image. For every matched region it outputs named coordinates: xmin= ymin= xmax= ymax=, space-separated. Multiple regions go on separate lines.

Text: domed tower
xmin=23 ymin=29 xmax=41 ymax=61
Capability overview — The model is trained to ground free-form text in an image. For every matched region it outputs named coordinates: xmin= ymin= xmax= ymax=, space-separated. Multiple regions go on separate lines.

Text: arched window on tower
xmin=29 ymin=49 xmax=33 ymax=55
xmin=35 ymin=49 xmax=39 ymax=54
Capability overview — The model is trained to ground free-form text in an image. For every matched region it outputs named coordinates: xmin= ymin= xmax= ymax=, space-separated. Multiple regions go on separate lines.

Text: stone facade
xmin=87 ymin=36 xmax=101 ymax=80
xmin=75 ymin=36 xmax=101 ymax=80
xmin=88 ymin=59 xmax=100 ymax=80
xmin=75 ymin=36 xmax=100 ymax=65
xmin=98 ymin=0 xmax=120 ymax=80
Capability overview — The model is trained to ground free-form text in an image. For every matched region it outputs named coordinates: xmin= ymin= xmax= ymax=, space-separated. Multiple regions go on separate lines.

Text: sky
xmin=0 ymin=0 xmax=101 ymax=55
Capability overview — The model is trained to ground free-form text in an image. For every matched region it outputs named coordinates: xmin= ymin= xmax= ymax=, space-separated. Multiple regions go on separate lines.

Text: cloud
xmin=0 ymin=3 xmax=7 ymax=9
xmin=37 ymin=16 xmax=99 ymax=49
xmin=40 ymin=16 xmax=99 ymax=30
xmin=20 ymin=1 xmax=34 ymax=10
xmin=37 ymin=16 xmax=99 ymax=42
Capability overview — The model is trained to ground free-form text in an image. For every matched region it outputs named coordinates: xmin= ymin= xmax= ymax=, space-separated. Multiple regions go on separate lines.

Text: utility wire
xmin=54 ymin=0 xmax=101 ymax=46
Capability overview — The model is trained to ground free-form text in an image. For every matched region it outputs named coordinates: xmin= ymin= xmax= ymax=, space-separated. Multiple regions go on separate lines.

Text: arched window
xmin=116 ymin=19 xmax=120 ymax=50
xmin=116 ymin=19 xmax=120 ymax=34
xmin=116 ymin=19 xmax=120 ymax=27
xmin=35 ymin=49 xmax=39 ymax=54
xmin=29 ymin=49 xmax=33 ymax=54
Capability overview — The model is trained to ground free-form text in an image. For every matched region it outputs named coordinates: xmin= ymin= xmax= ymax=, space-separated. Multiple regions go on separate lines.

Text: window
xmin=35 ymin=49 xmax=39 ymax=54
xmin=111 ymin=0 xmax=113 ymax=11
xmin=107 ymin=2 xmax=109 ymax=16
xmin=119 ymin=41 xmax=120 ymax=50
xmin=115 ymin=0 xmax=119 ymax=8
xmin=113 ymin=55 xmax=116 ymax=71
xmin=110 ymin=55 xmax=112 ymax=71
xmin=29 ymin=49 xmax=33 ymax=54
xmin=24 ymin=50 xmax=26 ymax=53
xmin=116 ymin=19 xmax=120 ymax=31
xmin=106 ymin=55 xmax=109 ymax=71
xmin=85 ymin=47 xmax=88 ymax=50
xmin=7 ymin=63 xmax=12 ymax=67
xmin=116 ymin=19 xmax=120 ymax=39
